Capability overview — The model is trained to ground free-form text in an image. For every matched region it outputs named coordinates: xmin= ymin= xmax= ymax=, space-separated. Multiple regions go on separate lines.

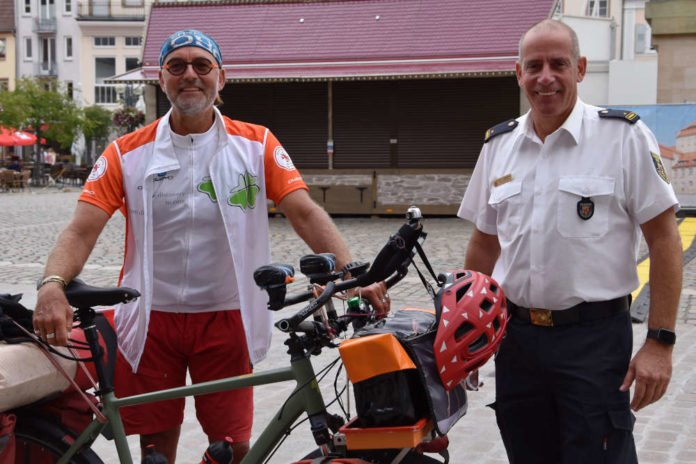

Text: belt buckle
xmin=529 ymin=308 xmax=554 ymax=327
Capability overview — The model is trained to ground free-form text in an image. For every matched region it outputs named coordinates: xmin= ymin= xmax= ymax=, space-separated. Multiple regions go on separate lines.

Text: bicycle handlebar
xmin=269 ymin=206 xmax=424 ymax=334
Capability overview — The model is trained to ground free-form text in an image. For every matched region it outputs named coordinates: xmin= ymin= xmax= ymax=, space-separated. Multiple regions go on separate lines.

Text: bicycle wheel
xmin=14 ymin=415 xmax=104 ymax=464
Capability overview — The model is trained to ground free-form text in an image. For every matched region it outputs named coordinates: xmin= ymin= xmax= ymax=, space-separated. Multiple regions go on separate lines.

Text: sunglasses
xmin=162 ymin=58 xmax=219 ymax=76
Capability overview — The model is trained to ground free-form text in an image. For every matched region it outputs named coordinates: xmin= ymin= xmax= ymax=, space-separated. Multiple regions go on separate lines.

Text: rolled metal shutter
xmin=156 ymin=87 xmax=170 ymax=117
xmin=220 ymin=82 xmax=327 ymax=169
xmin=333 ymin=81 xmax=393 ymax=169
xmin=395 ymin=77 xmax=519 ymax=168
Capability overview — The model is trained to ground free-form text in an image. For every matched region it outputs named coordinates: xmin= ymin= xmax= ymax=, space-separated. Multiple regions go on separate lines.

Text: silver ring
xmin=45 ymin=332 xmax=56 ymax=339
xmin=381 ymin=297 xmax=387 ymax=304
xmin=385 ymin=293 xmax=390 ymax=299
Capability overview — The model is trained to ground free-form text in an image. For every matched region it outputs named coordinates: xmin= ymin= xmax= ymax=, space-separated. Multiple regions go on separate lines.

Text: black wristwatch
xmin=646 ymin=328 xmax=676 ymax=346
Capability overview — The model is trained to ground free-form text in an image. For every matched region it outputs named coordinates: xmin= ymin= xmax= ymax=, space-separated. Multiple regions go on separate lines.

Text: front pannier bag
xmin=339 ymin=332 xmax=427 ymax=428
xmin=339 ymin=308 xmax=467 ymax=436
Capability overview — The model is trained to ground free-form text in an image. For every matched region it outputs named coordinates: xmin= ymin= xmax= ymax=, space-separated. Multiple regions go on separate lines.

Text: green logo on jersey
xmin=197 ymin=177 xmax=218 ymax=202
xmin=228 ymin=172 xmax=260 ymax=211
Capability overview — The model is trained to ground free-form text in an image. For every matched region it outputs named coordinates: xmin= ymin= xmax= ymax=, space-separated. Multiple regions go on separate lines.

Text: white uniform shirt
xmin=151 ymin=125 xmax=239 ymax=312
xmin=458 ymin=99 xmax=678 ymax=310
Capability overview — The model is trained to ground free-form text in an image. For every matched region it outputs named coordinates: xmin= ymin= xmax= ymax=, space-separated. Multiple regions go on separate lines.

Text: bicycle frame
xmin=59 ymin=346 xmax=329 ymax=464
xmin=32 ymin=206 xmax=428 ymax=464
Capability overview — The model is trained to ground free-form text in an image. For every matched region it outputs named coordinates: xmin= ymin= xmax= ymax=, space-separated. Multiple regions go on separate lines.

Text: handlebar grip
xmin=253 ymin=264 xmax=294 ymax=288
xmin=357 ymin=221 xmax=422 ymax=286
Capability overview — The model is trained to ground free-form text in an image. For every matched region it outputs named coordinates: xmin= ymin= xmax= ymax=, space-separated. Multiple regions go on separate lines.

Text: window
xmin=93 ymin=37 xmax=115 ymax=47
xmin=66 ymin=81 xmax=73 ymax=99
xmin=40 ymin=37 xmax=56 ymax=74
xmin=123 ymin=0 xmax=143 ymax=6
xmin=40 ymin=0 xmax=55 ymax=21
xmin=634 ymin=24 xmax=653 ymax=54
xmin=64 ymin=0 xmax=71 ymax=14
xmin=64 ymin=36 xmax=73 ymax=59
xmin=124 ymin=36 xmax=142 ymax=47
xmin=0 ymin=38 xmax=6 ymax=60
xmin=95 ymin=57 xmax=117 ymax=104
xmin=24 ymin=0 xmax=31 ymax=14
xmin=0 ymin=79 xmax=8 ymax=92
xmin=586 ymin=0 xmax=608 ymax=17
xmin=552 ymin=0 xmax=562 ymax=19
xmin=24 ymin=37 xmax=32 ymax=60
xmin=125 ymin=57 xmax=139 ymax=71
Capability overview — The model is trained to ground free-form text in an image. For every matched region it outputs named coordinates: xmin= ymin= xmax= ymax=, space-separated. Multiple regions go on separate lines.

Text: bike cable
xmin=409 ymin=241 xmax=444 ymax=303
xmin=332 ymin=363 xmax=350 ymax=419
xmin=264 ymin=356 xmax=344 ymax=463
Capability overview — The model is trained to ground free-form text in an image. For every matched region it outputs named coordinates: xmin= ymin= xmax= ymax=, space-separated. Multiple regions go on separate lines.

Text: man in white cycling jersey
xmin=32 ymin=29 xmax=389 ymax=464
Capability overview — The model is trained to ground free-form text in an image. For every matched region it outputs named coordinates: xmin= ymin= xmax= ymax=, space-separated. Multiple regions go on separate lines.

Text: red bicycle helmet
xmin=434 ymin=270 xmax=508 ymax=391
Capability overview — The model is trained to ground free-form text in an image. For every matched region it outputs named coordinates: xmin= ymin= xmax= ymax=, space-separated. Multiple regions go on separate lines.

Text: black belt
xmin=508 ymin=296 xmax=629 ymax=327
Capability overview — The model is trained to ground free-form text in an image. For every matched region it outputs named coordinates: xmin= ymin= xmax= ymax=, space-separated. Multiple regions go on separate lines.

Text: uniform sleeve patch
xmin=274 ymin=146 xmax=296 ymax=171
xmin=650 ymin=152 xmax=670 ymax=184
xmin=87 ymin=156 xmax=108 ymax=182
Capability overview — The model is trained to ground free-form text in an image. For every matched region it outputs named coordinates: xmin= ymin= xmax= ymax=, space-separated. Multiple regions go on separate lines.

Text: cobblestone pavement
xmin=1 ymin=190 xmax=695 ymax=463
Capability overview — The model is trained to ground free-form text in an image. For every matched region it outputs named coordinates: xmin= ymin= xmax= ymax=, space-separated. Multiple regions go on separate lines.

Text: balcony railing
xmin=35 ymin=61 xmax=58 ymax=76
xmin=33 ymin=17 xmax=57 ymax=33
xmin=76 ymin=1 xmax=146 ymax=21
xmin=95 ymin=85 xmax=118 ymax=104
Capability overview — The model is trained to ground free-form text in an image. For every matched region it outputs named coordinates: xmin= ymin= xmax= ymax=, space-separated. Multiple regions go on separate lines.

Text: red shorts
xmin=114 ymin=310 xmax=253 ymax=441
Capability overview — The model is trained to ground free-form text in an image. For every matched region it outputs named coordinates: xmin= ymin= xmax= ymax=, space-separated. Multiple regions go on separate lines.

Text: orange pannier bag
xmin=341 ymin=308 xmax=468 ymax=437
xmin=339 ymin=332 xmax=426 ymax=428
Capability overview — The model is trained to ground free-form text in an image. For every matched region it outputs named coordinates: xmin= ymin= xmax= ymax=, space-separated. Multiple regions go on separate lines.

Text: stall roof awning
xmin=112 ymin=0 xmax=555 ymax=83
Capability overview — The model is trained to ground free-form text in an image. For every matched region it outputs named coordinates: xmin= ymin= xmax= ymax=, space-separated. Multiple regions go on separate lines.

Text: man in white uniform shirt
xmin=458 ymin=20 xmax=682 ymax=463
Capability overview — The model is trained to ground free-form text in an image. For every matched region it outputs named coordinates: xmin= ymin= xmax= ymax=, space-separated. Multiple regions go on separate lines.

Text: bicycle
xmin=1 ymin=206 xmax=462 ymax=464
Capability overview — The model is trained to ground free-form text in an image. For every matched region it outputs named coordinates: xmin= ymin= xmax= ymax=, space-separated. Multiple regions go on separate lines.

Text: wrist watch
xmin=646 ymin=328 xmax=676 ymax=346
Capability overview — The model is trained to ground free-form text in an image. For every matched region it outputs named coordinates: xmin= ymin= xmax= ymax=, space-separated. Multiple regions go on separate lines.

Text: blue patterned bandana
xmin=159 ymin=29 xmax=222 ymax=67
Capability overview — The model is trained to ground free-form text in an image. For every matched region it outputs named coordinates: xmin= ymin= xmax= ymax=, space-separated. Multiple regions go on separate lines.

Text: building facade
xmin=0 ymin=0 xmax=16 ymax=91
xmin=14 ymin=0 xmax=146 ymax=108
xmin=136 ymin=0 xmax=556 ymax=171
xmin=671 ymin=122 xmax=696 ymax=195
xmin=646 ymin=0 xmax=696 ymax=104
xmin=556 ymin=0 xmax=658 ymax=106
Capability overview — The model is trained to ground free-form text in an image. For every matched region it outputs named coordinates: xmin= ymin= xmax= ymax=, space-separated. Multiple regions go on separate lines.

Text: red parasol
xmin=0 ymin=128 xmax=38 ymax=146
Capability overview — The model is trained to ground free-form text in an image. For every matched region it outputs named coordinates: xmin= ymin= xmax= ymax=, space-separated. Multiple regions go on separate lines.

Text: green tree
xmin=0 ymin=78 xmax=82 ymax=179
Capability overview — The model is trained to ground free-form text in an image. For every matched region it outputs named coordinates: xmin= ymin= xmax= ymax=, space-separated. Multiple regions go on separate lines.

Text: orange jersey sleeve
xmin=79 ymin=142 xmax=125 ymax=216
xmin=263 ymin=130 xmax=308 ymax=204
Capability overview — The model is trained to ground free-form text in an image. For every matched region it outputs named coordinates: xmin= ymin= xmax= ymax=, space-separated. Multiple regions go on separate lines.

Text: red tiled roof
xmin=673 ymin=151 xmax=696 ymax=168
xmin=0 ymin=0 xmax=15 ymax=32
xmin=659 ymin=144 xmax=680 ymax=160
xmin=138 ymin=0 xmax=555 ymax=82
xmin=677 ymin=121 xmax=696 ymax=138
xmin=679 ymin=151 xmax=696 ymax=161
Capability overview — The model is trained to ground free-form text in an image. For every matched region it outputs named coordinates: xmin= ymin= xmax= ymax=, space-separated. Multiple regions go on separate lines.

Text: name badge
xmin=493 ymin=174 xmax=513 ymax=187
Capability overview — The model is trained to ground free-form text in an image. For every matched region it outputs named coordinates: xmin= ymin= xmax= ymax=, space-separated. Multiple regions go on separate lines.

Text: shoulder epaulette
xmin=484 ymin=119 xmax=518 ymax=143
xmin=598 ymin=109 xmax=640 ymax=124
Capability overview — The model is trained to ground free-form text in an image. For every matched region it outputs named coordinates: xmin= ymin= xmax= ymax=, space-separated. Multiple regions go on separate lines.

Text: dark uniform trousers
xmin=492 ymin=305 xmax=638 ymax=464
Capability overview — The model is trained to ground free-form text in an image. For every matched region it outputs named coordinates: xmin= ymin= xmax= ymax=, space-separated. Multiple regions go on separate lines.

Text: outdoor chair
xmin=19 ymin=170 xmax=31 ymax=189
xmin=0 ymin=170 xmax=19 ymax=192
